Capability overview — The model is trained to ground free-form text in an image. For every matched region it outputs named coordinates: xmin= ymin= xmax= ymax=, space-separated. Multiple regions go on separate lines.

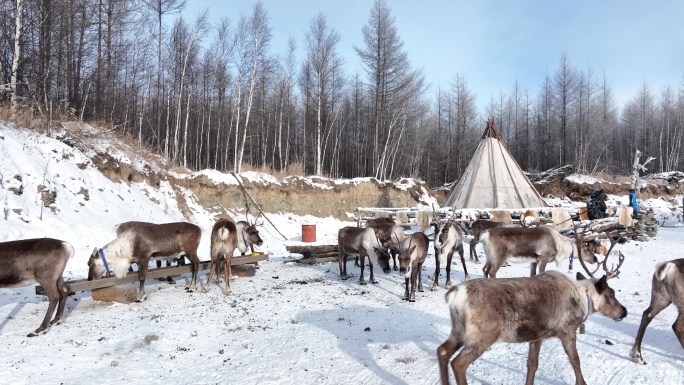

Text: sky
xmin=1 ymin=120 xmax=683 ymax=384
xmin=182 ymin=0 xmax=684 ymax=111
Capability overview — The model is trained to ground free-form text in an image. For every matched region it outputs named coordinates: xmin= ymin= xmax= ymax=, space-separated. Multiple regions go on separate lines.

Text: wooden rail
xmin=35 ymin=254 xmax=269 ymax=295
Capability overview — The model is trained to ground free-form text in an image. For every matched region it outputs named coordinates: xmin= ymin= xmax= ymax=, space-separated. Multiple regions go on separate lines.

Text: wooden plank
xmin=283 ymin=256 xmax=338 ymax=264
xmin=36 ymin=254 xmax=269 ymax=295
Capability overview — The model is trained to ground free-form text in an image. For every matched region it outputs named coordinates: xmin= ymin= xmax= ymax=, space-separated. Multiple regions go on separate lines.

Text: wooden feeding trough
xmin=285 ymin=245 xmax=338 ymax=264
xmin=36 ymin=254 xmax=269 ymax=296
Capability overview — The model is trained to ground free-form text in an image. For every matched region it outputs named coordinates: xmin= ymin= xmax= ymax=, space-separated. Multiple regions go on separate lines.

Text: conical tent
xmin=443 ymin=118 xmax=548 ymax=209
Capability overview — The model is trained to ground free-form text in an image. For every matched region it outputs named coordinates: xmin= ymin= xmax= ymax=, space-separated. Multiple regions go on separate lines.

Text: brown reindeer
xmin=431 ymin=220 xmax=469 ymax=290
xmin=467 ymin=219 xmax=504 ymax=262
xmin=397 ymin=232 xmax=429 ymax=302
xmin=337 ymin=226 xmax=391 ymax=285
xmin=480 ymin=225 xmax=597 ymax=278
xmin=630 ymin=258 xmax=684 ymax=365
xmin=204 ymin=219 xmax=238 ymax=295
xmin=0 ymin=238 xmax=73 ymax=337
xmin=437 ymin=234 xmax=627 ymax=385
xmin=88 ymin=222 xmax=201 ymax=301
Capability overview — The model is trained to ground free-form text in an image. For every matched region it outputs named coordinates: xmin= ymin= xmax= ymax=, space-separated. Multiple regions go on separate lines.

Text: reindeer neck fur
xmin=575 ymin=278 xmax=597 ymax=320
xmin=435 ymin=223 xmax=459 ymax=254
xmin=361 ymin=227 xmax=381 ymax=265
xmin=101 ymin=234 xmax=136 ymax=278
xmin=235 ymin=221 xmax=250 ymax=253
xmin=550 ymin=228 xmax=576 ymax=265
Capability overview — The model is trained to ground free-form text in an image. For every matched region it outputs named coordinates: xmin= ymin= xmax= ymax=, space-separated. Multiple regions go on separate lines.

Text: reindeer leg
xmin=204 ymin=258 xmax=216 ymax=293
xmin=409 ymin=268 xmax=417 ymax=302
xmin=557 ymin=330 xmax=586 ymax=385
xmin=29 ymin=283 xmax=60 ymax=337
xmin=525 ymin=339 xmax=543 ymax=385
xmin=432 ymin=247 xmax=441 ymax=291
xmin=392 ymin=249 xmax=399 ymax=271
xmin=137 ymin=263 xmax=149 ymax=301
xmin=418 ymin=261 xmax=424 ymax=292
xmin=470 ymin=238 xmax=479 ymax=262
xmin=369 ymin=262 xmax=378 ymax=284
xmin=358 ymin=254 xmax=367 ymax=285
xmin=630 ymin=286 xmax=672 ymax=364
xmin=185 ymin=252 xmax=200 ymax=292
xmin=445 ymin=250 xmax=454 ymax=288
xmin=457 ymin=245 xmax=469 ymax=280
xmin=437 ymin=330 xmax=464 ymax=385
xmin=452 ymin=337 xmax=496 ymax=385
xmin=403 ymin=277 xmax=410 ymax=301
xmin=224 ymin=255 xmax=233 ymax=296
xmin=338 ymin=251 xmax=350 ymax=280
xmin=51 ymin=277 xmax=69 ymax=326
xmin=165 ymin=260 xmax=176 ymax=284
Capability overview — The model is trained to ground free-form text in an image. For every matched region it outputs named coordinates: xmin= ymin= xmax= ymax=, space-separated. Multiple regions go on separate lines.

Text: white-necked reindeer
xmin=88 ymin=222 xmax=201 ymax=301
xmin=234 ymin=213 xmax=264 ymax=255
xmin=397 ymin=232 xmax=429 ymax=302
xmin=431 ymin=219 xmax=469 ymax=290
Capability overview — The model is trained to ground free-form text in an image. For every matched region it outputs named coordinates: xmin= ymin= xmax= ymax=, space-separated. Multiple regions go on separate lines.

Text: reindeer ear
xmin=576 ymin=272 xmax=586 ymax=281
xmin=409 ymin=245 xmax=417 ymax=255
xmin=91 ymin=247 xmax=99 ymax=258
xmin=594 ymin=275 xmax=608 ymax=294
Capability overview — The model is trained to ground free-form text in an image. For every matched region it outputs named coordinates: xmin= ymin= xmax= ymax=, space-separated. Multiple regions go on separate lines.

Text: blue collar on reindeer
xmin=241 ymin=229 xmax=249 ymax=249
xmin=98 ymin=248 xmax=110 ymax=275
xmin=582 ymin=292 xmax=591 ymax=324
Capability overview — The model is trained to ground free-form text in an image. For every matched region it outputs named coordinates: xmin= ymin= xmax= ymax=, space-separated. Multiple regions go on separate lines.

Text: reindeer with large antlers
xmin=437 ymin=223 xmax=627 ymax=385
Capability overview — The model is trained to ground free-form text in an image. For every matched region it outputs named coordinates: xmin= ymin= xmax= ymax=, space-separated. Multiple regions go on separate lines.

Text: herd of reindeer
xmin=1 ymin=211 xmax=682 ymax=384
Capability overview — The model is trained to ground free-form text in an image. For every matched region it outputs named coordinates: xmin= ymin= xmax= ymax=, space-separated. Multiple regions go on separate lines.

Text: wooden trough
xmin=35 ymin=254 xmax=269 ymax=296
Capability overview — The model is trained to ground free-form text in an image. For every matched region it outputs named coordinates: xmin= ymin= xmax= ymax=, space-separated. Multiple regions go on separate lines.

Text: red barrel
xmin=302 ymin=224 xmax=316 ymax=242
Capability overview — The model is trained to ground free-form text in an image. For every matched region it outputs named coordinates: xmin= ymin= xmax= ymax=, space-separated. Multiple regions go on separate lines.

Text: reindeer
xmin=117 ymin=221 xmax=186 ymax=283
xmin=337 ymin=226 xmax=391 ymax=285
xmin=630 ymin=258 xmax=684 ymax=365
xmin=437 ymin=231 xmax=627 ymax=385
xmin=397 ymin=232 xmax=430 ymax=302
xmin=204 ymin=219 xmax=238 ymax=295
xmin=0 ymin=238 xmax=73 ymax=337
xmin=431 ymin=219 xmax=469 ymax=290
xmin=480 ymin=225 xmax=597 ymax=278
xmin=88 ymin=222 xmax=201 ymax=301
xmin=235 ymin=218 xmax=263 ymax=256
xmin=364 ymin=217 xmax=406 ymax=270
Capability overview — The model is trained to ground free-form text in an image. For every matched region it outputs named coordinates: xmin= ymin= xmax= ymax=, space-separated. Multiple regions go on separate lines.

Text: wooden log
xmin=285 ymin=245 xmax=338 ymax=254
xmin=36 ymin=254 xmax=269 ymax=295
xmin=293 ymin=256 xmax=338 ymax=264
xmin=92 ymin=285 xmax=138 ymax=304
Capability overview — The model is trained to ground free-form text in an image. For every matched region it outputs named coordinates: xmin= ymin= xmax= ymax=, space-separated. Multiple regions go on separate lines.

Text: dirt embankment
xmin=173 ymin=175 xmax=430 ymax=220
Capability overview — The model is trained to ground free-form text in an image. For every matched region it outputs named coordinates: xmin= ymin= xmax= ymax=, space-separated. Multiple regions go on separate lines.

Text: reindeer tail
xmin=218 ymin=227 xmax=230 ymax=241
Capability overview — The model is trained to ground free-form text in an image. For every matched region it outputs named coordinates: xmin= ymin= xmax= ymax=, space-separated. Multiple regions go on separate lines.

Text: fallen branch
xmin=231 ymin=172 xmax=287 ymax=240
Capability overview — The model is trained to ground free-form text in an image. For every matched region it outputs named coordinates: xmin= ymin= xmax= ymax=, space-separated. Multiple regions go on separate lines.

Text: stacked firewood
xmin=632 ymin=209 xmax=658 ymax=241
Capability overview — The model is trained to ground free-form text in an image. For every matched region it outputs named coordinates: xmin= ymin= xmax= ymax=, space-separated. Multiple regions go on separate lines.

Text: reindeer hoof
xmin=418 ymin=287 xmax=424 ymax=292
xmin=27 ymin=328 xmax=47 ymax=337
xmin=370 ymin=279 xmax=379 ymax=284
xmin=224 ymin=290 xmax=233 ymax=296
xmin=393 ymin=266 xmax=399 ymax=271
xmin=166 ymin=277 xmax=176 ymax=284
xmin=358 ymin=281 xmax=367 ymax=286
xmin=431 ymin=285 xmax=439 ymax=291
xmin=403 ymin=296 xmax=409 ymax=301
xmin=630 ymin=349 xmax=646 ymax=365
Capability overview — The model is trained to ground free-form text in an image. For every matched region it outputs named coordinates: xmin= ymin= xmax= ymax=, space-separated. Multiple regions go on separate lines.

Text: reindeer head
xmin=244 ymin=212 xmax=264 ymax=246
xmin=398 ymin=238 xmax=416 ymax=277
xmin=574 ymin=224 xmax=628 ymax=322
xmin=87 ymin=247 xmax=106 ymax=280
xmin=373 ymin=228 xmax=392 ymax=273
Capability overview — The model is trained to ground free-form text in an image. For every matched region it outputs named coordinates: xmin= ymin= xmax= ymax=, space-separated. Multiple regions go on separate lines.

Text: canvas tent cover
xmin=443 ymin=119 xmax=548 ymax=209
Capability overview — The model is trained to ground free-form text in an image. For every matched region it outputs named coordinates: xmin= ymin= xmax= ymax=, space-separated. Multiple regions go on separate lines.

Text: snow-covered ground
xmin=1 ymin=121 xmax=683 ymax=384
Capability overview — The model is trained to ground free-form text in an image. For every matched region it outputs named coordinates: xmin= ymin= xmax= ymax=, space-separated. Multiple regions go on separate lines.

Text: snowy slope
xmin=1 ymin=121 xmax=683 ymax=385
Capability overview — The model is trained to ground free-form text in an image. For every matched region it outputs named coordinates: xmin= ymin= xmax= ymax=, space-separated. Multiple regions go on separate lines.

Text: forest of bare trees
xmin=1 ymin=0 xmax=682 ymax=186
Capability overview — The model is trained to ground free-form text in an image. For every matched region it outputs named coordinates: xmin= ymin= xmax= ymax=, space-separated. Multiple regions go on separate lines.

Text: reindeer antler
xmin=573 ymin=222 xmax=625 ymax=280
